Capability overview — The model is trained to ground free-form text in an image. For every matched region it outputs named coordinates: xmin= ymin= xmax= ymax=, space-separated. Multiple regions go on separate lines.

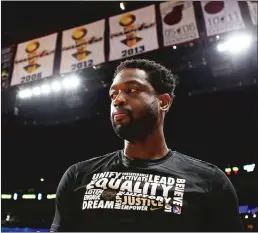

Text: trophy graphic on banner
xmin=24 ymin=41 xmax=41 ymax=73
xmin=119 ymin=13 xmax=142 ymax=47
xmin=72 ymin=27 xmax=91 ymax=61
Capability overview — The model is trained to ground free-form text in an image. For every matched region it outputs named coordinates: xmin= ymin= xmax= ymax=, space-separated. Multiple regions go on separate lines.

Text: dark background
xmin=1 ymin=1 xmax=258 ymax=231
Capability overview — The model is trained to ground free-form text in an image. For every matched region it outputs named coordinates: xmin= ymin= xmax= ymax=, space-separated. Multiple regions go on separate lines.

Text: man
xmin=51 ymin=59 xmax=243 ymax=232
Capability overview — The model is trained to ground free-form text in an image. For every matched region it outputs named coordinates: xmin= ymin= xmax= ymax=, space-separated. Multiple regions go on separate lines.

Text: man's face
xmin=110 ymin=68 xmax=160 ymax=141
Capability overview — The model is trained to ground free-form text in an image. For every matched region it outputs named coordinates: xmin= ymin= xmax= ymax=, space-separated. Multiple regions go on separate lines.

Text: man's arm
xmin=50 ymin=164 xmax=76 ymax=232
xmin=206 ymin=166 xmax=243 ymax=231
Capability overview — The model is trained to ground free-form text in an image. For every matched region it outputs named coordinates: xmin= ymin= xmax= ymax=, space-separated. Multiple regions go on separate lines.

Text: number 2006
xmin=121 ymin=45 xmax=145 ymax=58
xmin=21 ymin=72 xmax=42 ymax=84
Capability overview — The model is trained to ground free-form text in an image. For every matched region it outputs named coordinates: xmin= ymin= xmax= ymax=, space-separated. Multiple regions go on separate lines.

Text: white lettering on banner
xmin=247 ymin=1 xmax=257 ymax=26
xmin=109 ymin=5 xmax=159 ymax=62
xmin=60 ymin=19 xmax=105 ymax=74
xmin=80 ymin=172 xmax=187 ymax=215
xmin=11 ymin=33 xmax=57 ymax=87
xmin=201 ymin=1 xmax=245 ymax=37
xmin=160 ymin=1 xmax=200 ymax=46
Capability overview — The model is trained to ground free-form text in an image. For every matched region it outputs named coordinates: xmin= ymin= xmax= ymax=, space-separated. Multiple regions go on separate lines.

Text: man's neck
xmin=123 ymin=129 xmax=169 ymax=160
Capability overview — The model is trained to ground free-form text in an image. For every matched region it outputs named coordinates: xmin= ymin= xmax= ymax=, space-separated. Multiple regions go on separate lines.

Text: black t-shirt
xmin=50 ymin=150 xmax=243 ymax=232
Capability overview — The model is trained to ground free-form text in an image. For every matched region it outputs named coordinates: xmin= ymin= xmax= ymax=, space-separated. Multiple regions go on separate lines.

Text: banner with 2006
xmin=11 ymin=33 xmax=57 ymax=87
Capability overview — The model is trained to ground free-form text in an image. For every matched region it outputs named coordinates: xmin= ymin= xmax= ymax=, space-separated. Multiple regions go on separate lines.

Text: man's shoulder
xmin=173 ymin=151 xmax=219 ymax=176
xmin=73 ymin=150 xmax=120 ymax=172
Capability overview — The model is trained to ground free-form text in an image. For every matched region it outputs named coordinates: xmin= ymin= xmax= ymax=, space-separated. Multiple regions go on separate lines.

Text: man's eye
xmin=110 ymin=93 xmax=117 ymax=100
xmin=128 ymin=88 xmax=138 ymax=93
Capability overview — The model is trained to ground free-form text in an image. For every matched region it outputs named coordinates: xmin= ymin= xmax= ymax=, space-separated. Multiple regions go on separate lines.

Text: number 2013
xmin=121 ymin=45 xmax=145 ymax=58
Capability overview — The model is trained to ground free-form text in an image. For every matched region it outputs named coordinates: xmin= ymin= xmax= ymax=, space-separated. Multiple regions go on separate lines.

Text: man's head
xmin=109 ymin=59 xmax=177 ymax=142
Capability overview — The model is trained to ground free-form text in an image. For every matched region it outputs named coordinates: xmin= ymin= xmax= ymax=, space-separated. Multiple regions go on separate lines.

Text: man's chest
xmin=72 ymin=170 xmax=209 ymax=230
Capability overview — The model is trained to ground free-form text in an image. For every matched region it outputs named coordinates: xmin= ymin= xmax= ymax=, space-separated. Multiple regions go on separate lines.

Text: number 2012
xmin=71 ymin=59 xmax=93 ymax=71
xmin=121 ymin=45 xmax=145 ymax=58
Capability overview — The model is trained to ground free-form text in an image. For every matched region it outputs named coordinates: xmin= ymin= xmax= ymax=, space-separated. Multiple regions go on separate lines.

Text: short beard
xmin=111 ymin=100 xmax=159 ymax=142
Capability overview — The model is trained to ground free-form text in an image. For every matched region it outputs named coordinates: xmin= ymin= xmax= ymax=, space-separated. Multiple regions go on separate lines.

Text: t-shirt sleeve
xmin=206 ymin=166 xmax=244 ymax=231
xmin=50 ymin=164 xmax=76 ymax=232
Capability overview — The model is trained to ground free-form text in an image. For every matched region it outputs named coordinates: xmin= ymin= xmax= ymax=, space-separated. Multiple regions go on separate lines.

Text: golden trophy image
xmin=72 ymin=27 xmax=91 ymax=61
xmin=119 ymin=13 xmax=142 ymax=47
xmin=24 ymin=41 xmax=41 ymax=73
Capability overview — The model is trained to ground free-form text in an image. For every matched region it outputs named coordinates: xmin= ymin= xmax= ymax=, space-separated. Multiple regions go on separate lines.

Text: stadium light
xmin=232 ymin=166 xmax=239 ymax=174
xmin=254 ymin=214 xmax=256 ymax=218
xmin=1 ymin=194 xmax=12 ymax=199
xmin=243 ymin=163 xmax=255 ymax=172
xmin=245 ymin=215 xmax=248 ymax=219
xmin=225 ymin=168 xmax=231 ymax=175
xmin=32 ymin=86 xmax=41 ymax=96
xmin=62 ymin=75 xmax=80 ymax=89
xmin=18 ymin=88 xmax=32 ymax=99
xmin=6 ymin=215 xmax=10 ymax=221
xmin=41 ymin=84 xmax=51 ymax=95
xmin=51 ymin=81 xmax=61 ymax=92
xmin=13 ymin=193 xmax=18 ymax=200
xmin=173 ymin=45 xmax=177 ymax=50
xmin=120 ymin=2 xmax=125 ymax=10
xmin=47 ymin=194 xmax=56 ymax=199
xmin=37 ymin=193 xmax=42 ymax=200
xmin=22 ymin=194 xmax=36 ymax=199
xmin=17 ymin=76 xmax=81 ymax=100
xmin=217 ymin=33 xmax=252 ymax=54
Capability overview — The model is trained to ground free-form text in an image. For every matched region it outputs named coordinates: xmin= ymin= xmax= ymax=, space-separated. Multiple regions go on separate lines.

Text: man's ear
xmin=159 ymin=94 xmax=172 ymax=112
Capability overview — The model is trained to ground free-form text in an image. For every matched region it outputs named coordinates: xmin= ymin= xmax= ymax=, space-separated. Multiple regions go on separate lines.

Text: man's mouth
xmin=114 ymin=113 xmax=128 ymax=122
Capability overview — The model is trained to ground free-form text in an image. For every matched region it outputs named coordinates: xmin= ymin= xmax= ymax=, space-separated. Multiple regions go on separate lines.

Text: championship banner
xmin=109 ymin=5 xmax=159 ymax=61
xmin=201 ymin=1 xmax=245 ymax=37
xmin=160 ymin=1 xmax=199 ymax=47
xmin=60 ymin=19 xmax=105 ymax=74
xmin=1 ymin=45 xmax=14 ymax=90
xmin=11 ymin=33 xmax=57 ymax=86
xmin=247 ymin=1 xmax=257 ymax=26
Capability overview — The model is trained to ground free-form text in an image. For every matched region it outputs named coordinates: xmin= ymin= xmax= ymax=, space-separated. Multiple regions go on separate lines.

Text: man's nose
xmin=113 ymin=91 xmax=127 ymax=107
